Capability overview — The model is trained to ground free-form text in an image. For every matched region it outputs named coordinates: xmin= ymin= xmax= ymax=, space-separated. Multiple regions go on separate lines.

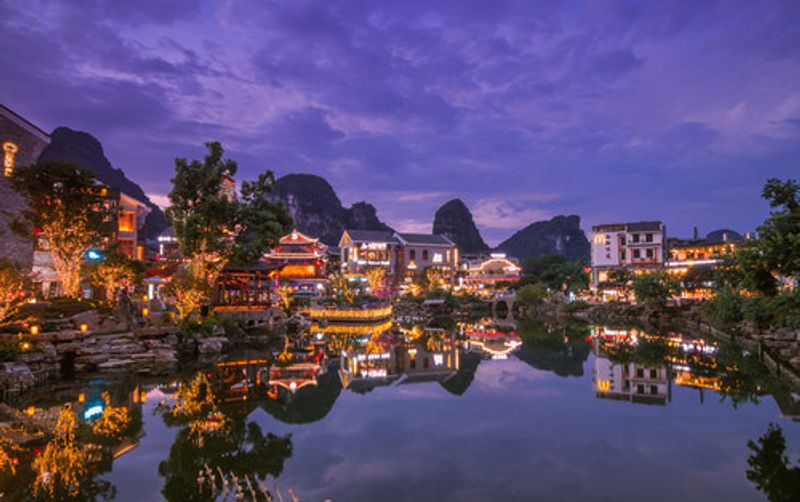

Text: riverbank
xmin=566 ymin=301 xmax=800 ymax=392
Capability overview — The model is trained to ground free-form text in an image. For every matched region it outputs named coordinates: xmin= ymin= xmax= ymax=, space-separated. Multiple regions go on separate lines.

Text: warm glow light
xmin=3 ymin=141 xmax=18 ymax=177
xmin=78 ymin=392 xmax=85 ymax=403
xmin=142 ymin=308 xmax=149 ymax=317
xmin=80 ymin=324 xmax=88 ymax=333
xmin=30 ymin=325 xmax=39 ymax=335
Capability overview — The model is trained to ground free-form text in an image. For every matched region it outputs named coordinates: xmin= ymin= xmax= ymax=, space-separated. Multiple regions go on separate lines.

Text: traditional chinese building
xmin=263 ymin=229 xmax=327 ymax=281
xmin=461 ymin=253 xmax=521 ymax=289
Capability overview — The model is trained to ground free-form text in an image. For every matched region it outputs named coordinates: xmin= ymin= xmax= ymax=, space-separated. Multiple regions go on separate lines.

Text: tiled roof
xmin=396 ymin=233 xmax=454 ymax=245
xmin=344 ymin=229 xmax=398 ymax=243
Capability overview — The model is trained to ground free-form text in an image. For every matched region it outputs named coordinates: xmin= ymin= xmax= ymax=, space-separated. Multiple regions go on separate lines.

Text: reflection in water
xmin=746 ymin=424 xmax=800 ymax=501
xmin=0 ymin=318 xmax=798 ymax=500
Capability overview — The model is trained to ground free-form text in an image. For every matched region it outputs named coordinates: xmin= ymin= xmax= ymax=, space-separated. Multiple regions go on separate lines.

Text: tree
xmin=11 ymin=162 xmax=114 ymax=297
xmin=517 ymin=282 xmax=548 ymax=316
xmin=166 ymin=142 xmax=241 ymax=287
xmin=746 ymin=424 xmax=800 ymax=501
xmin=166 ymin=269 xmax=207 ymax=320
xmin=0 ymin=259 xmax=30 ymax=323
xmin=632 ymin=272 xmax=680 ymax=307
xmin=84 ymin=250 xmax=140 ymax=304
xmin=364 ymin=267 xmax=388 ymax=298
xmin=758 ymin=178 xmax=800 ymax=279
xmin=522 ymin=254 xmax=588 ymax=292
xmin=231 ymin=171 xmax=293 ymax=266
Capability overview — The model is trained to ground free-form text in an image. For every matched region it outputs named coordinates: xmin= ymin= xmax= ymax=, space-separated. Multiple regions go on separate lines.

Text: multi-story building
xmin=115 ymin=190 xmax=150 ymax=260
xmin=394 ymin=233 xmax=458 ymax=284
xmin=339 ymin=230 xmax=460 ymax=286
xmin=460 ymin=253 xmax=521 ymax=290
xmin=590 ymin=221 xmax=666 ymax=287
xmin=0 ymin=105 xmax=51 ymax=268
xmin=338 ymin=230 xmax=399 ymax=276
xmin=262 ymin=229 xmax=327 ymax=281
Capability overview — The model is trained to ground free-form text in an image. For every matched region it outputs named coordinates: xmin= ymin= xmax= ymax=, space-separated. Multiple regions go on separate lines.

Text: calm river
xmin=2 ymin=319 xmax=798 ymax=501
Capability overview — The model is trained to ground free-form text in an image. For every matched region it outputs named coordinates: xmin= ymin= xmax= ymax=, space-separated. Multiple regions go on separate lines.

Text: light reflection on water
xmin=1 ymin=319 xmax=799 ymax=501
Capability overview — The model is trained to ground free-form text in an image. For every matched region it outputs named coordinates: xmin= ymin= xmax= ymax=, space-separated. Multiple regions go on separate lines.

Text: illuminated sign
xmin=85 ymin=249 xmax=105 ymax=262
xmin=360 ymin=242 xmax=387 ymax=250
xmin=83 ymin=404 xmax=104 ymax=421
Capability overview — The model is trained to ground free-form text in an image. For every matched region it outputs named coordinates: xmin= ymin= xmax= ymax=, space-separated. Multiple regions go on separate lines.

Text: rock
xmin=97 ymin=359 xmax=136 ymax=371
xmin=198 ymin=337 xmax=228 ymax=354
xmin=70 ymin=310 xmax=100 ymax=330
xmin=0 ymin=362 xmax=35 ymax=395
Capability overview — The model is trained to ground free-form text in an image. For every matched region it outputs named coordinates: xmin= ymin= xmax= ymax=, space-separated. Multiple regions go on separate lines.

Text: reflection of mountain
xmin=514 ymin=343 xmax=590 ymax=377
xmin=440 ymin=350 xmax=481 ymax=396
xmin=260 ymin=368 xmax=342 ymax=424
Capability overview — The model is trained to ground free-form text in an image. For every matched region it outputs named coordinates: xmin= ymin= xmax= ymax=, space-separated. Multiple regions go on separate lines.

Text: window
xmin=645 ymin=233 xmax=653 ymax=243
xmin=646 ymin=248 xmax=654 ymax=259
xmin=637 ymin=368 xmax=644 ymax=378
xmin=422 ymin=249 xmax=429 ymax=261
xmin=632 ymin=233 xmax=640 ymax=243
xmin=432 ymin=252 xmax=443 ymax=263
xmin=650 ymin=369 xmax=657 ymax=378
xmin=650 ymin=385 xmax=658 ymax=395
xmin=637 ymin=384 xmax=645 ymax=394
xmin=409 ymin=249 xmax=416 ymax=260
xmin=633 ymin=249 xmax=641 ymax=259
xmin=119 ymin=211 xmax=136 ymax=233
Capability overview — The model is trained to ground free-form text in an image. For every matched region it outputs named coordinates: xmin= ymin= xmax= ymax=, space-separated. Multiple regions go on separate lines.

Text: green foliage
xmin=706 ymin=286 xmax=743 ymax=329
xmin=741 ymin=292 xmax=800 ymax=331
xmin=632 ymin=272 xmax=680 ymax=307
xmin=757 ymin=178 xmax=800 ymax=279
xmin=11 ymin=161 xmax=115 ymax=297
xmin=83 ymin=250 xmax=141 ymax=303
xmin=563 ymin=300 xmax=590 ymax=313
xmin=517 ymin=283 xmax=548 ymax=312
xmin=521 ymin=254 xmax=588 ymax=292
xmin=746 ymin=424 xmax=800 ymax=501
xmin=0 ymin=339 xmax=21 ymax=362
xmin=231 ymin=171 xmax=293 ymax=266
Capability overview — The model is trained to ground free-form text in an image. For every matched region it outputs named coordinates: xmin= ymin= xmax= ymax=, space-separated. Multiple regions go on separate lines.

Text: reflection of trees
xmin=158 ymin=372 xmax=293 ymax=501
xmin=515 ymin=320 xmax=591 ymax=377
xmin=746 ymin=424 xmax=800 ymax=501
xmin=30 ymin=404 xmax=117 ymax=502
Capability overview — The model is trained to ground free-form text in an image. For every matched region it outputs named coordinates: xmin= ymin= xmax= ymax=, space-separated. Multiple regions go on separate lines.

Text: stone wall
xmin=0 ymin=110 xmax=50 ymax=268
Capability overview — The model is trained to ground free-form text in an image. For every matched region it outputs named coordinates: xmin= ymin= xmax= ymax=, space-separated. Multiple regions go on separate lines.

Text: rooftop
xmin=396 ymin=233 xmax=454 ymax=246
xmin=344 ymin=229 xmax=398 ymax=243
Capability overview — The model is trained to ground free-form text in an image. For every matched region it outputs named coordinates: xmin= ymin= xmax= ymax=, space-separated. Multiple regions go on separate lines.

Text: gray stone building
xmin=0 ymin=105 xmax=51 ymax=267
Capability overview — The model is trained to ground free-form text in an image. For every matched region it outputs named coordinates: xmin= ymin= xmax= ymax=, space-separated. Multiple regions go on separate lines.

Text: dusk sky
xmin=2 ymin=0 xmax=798 ymax=245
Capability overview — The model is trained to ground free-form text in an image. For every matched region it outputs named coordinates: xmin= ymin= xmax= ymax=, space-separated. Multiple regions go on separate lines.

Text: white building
xmin=590 ymin=221 xmax=666 ymax=287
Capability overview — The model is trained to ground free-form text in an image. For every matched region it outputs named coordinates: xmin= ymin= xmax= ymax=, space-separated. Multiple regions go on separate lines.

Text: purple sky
xmin=2 ymin=1 xmax=799 ymax=245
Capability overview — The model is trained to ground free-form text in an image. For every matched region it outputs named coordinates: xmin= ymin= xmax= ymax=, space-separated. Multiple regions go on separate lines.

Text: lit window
xmin=119 ymin=211 xmax=136 ymax=232
xmin=432 ymin=253 xmax=443 ymax=263
xmin=3 ymin=142 xmax=18 ymax=177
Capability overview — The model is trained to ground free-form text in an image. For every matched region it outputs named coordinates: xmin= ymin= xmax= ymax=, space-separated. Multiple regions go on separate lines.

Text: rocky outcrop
xmin=497 ymin=215 xmax=590 ymax=262
xmin=270 ymin=173 xmax=393 ymax=245
xmin=38 ymin=127 xmax=168 ymax=239
xmin=432 ymin=199 xmax=489 ymax=254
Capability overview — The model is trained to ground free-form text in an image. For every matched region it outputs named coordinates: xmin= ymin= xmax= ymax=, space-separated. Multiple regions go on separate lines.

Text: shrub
xmin=708 ymin=286 xmax=743 ymax=329
xmin=563 ymin=300 xmax=590 ymax=313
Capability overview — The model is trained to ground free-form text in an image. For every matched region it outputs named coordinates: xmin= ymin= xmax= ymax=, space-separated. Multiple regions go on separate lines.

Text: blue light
xmin=85 ymin=249 xmax=105 ymax=262
xmin=83 ymin=404 xmax=104 ymax=421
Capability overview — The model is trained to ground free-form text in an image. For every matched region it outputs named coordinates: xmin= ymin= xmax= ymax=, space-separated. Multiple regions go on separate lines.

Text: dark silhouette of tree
xmin=746 ymin=423 xmax=800 ymax=501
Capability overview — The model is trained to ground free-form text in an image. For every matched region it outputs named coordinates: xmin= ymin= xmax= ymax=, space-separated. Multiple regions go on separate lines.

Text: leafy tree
xmin=231 ymin=172 xmax=293 ymax=266
xmin=83 ymin=250 xmax=141 ymax=304
xmin=166 ymin=269 xmax=208 ymax=320
xmin=757 ymin=178 xmax=800 ymax=279
xmin=32 ymin=405 xmax=88 ymax=499
xmin=11 ymin=162 xmax=114 ymax=297
xmin=166 ymin=142 xmax=290 ymax=293
xmin=522 ymin=254 xmax=588 ymax=292
xmin=632 ymin=272 xmax=681 ymax=307
xmin=166 ymin=142 xmax=241 ymax=286
xmin=746 ymin=424 xmax=800 ymax=501
xmin=364 ymin=267 xmax=389 ymax=298
xmin=0 ymin=258 xmax=30 ymax=322
xmin=517 ymin=282 xmax=548 ymax=315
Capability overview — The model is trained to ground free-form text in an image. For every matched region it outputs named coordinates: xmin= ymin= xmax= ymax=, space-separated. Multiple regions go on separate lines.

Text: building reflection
xmin=461 ymin=320 xmax=522 ymax=360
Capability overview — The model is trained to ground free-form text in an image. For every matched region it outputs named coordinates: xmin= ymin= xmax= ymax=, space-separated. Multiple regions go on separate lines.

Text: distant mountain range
xmin=270 ymin=173 xmax=393 ymax=245
xmin=39 ymin=127 xmax=169 ymax=239
xmin=34 ymin=128 xmax=593 ymax=259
